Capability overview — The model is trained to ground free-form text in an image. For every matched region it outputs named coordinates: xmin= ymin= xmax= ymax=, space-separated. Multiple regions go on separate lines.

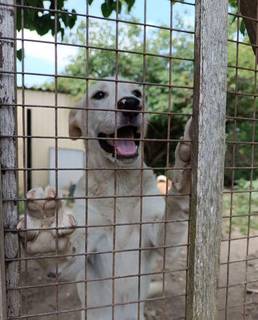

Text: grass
xmin=223 ymin=179 xmax=258 ymax=235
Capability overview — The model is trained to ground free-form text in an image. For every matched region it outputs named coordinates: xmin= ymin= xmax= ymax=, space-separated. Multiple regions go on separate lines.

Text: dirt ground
xmin=20 ymin=230 xmax=258 ymax=320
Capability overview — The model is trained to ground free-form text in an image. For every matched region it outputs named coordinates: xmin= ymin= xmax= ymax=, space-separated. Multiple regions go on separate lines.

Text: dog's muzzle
xmin=97 ymin=96 xmax=143 ymax=160
xmin=117 ymin=96 xmax=142 ymax=119
xmin=98 ymin=126 xmax=141 ymax=159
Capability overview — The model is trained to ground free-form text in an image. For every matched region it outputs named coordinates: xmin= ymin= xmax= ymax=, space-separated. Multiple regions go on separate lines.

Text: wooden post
xmin=186 ymin=0 xmax=228 ymax=319
xmin=0 ymin=167 xmax=7 ymax=320
xmin=0 ymin=0 xmax=20 ymax=318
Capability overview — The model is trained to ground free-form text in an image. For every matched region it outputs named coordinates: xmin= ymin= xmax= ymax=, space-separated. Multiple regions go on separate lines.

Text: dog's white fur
xmin=18 ymin=79 xmax=191 ymax=320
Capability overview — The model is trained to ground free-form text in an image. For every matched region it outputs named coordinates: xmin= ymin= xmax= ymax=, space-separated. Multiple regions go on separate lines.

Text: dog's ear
xmin=69 ymin=109 xmax=82 ymax=139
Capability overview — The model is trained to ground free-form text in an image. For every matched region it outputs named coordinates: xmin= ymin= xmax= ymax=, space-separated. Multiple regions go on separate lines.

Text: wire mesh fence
xmin=218 ymin=1 xmax=258 ymax=319
xmin=3 ymin=0 xmax=257 ymax=320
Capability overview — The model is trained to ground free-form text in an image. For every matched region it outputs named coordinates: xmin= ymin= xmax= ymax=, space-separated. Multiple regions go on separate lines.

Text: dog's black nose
xmin=117 ymin=97 xmax=141 ymax=117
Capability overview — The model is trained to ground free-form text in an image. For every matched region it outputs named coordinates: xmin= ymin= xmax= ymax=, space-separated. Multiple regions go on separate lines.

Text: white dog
xmin=18 ymin=79 xmax=191 ymax=320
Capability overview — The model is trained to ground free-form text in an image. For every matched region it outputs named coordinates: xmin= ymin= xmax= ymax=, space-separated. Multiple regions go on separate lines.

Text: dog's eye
xmin=132 ymin=90 xmax=142 ymax=98
xmin=92 ymin=91 xmax=107 ymax=100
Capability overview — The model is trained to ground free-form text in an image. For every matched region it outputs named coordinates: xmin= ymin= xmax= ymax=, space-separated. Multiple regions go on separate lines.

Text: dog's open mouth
xmin=98 ymin=126 xmax=140 ymax=159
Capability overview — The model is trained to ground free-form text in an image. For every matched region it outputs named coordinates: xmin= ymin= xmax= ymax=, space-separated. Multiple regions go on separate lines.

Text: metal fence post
xmin=186 ymin=0 xmax=228 ymax=319
xmin=0 ymin=1 xmax=20 ymax=318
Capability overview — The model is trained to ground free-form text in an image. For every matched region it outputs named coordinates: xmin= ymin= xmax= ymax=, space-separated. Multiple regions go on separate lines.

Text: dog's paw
xmin=25 ymin=186 xmax=62 ymax=219
xmin=171 ymin=118 xmax=192 ymax=194
xmin=17 ymin=186 xmax=77 ymax=255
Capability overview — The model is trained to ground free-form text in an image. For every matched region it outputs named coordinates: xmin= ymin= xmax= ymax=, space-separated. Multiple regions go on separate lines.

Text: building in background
xmin=17 ymin=88 xmax=84 ymax=194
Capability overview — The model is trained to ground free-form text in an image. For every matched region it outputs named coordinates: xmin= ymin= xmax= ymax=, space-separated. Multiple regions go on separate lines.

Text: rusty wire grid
xmin=2 ymin=0 xmax=255 ymax=320
xmin=0 ymin=1 xmax=195 ymax=320
xmin=218 ymin=1 xmax=258 ymax=320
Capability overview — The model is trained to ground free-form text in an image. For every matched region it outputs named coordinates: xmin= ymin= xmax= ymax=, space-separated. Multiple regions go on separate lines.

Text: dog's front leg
xmin=169 ymin=117 xmax=192 ymax=208
xmin=148 ymin=118 xmax=192 ymax=249
xmin=147 ymin=119 xmax=192 ymax=299
xmin=170 ymin=117 xmax=192 ymax=198
xmin=17 ymin=186 xmax=77 ymax=259
xmin=165 ymin=118 xmax=192 ymax=258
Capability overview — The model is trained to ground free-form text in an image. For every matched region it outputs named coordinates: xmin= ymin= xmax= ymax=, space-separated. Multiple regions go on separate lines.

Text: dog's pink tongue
xmin=115 ymin=140 xmax=137 ymax=157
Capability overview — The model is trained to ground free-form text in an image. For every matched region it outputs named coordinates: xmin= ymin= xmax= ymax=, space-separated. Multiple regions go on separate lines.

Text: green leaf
xmin=112 ymin=0 xmax=122 ymax=14
xmin=49 ymin=0 xmax=65 ymax=10
xmin=61 ymin=9 xmax=76 ymax=29
xmin=124 ymin=0 xmax=135 ymax=11
xmin=16 ymin=0 xmax=77 ymax=38
xmin=229 ymin=0 xmax=237 ymax=7
xmin=240 ymin=20 xmax=246 ymax=36
xmin=88 ymin=0 xmax=94 ymax=4
xmin=35 ymin=15 xmax=51 ymax=35
xmin=101 ymin=2 xmax=113 ymax=17
xmin=68 ymin=9 xmax=77 ymax=28
xmin=60 ymin=27 xmax=65 ymax=39
xmin=16 ymin=48 xmax=23 ymax=61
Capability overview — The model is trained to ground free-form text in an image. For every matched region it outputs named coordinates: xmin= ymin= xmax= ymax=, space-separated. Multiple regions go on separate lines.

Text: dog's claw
xmin=57 ymin=213 xmax=77 ymax=237
xmin=17 ymin=186 xmax=77 ymax=255
xmin=26 ymin=186 xmax=62 ymax=219
xmin=17 ymin=216 xmax=39 ymax=241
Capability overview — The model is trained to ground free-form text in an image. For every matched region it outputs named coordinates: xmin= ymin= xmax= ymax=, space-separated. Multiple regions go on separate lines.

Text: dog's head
xmin=69 ymin=79 xmax=147 ymax=166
